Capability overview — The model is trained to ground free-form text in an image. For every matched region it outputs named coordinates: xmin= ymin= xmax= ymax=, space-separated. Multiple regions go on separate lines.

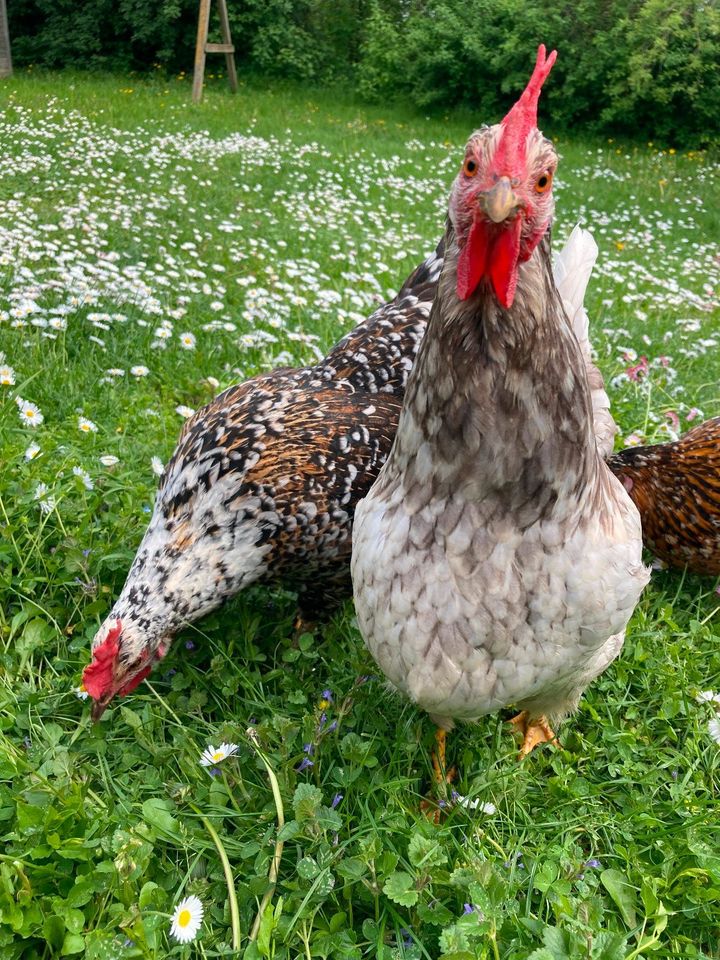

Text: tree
xmin=0 ymin=0 xmax=12 ymax=77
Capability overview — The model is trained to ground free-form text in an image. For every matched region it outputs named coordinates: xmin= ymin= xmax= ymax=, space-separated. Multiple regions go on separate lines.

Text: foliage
xmin=6 ymin=0 xmax=720 ymax=142
xmin=0 ymin=72 xmax=719 ymax=957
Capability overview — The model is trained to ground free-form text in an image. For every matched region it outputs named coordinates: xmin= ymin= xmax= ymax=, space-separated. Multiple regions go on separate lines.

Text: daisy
xmin=73 ymin=683 xmax=89 ymax=701
xmin=175 ymin=404 xmax=195 ymax=419
xmin=25 ymin=442 xmax=41 ymax=461
xmin=78 ymin=417 xmax=98 ymax=433
xmin=34 ymin=483 xmax=56 ymax=514
xmin=179 ymin=332 xmax=196 ymax=350
xmin=199 ymin=742 xmax=239 ymax=767
xmin=696 ymin=690 xmax=720 ymax=705
xmin=0 ymin=364 xmax=15 ymax=386
xmin=72 ymin=466 xmax=94 ymax=491
xmin=151 ymin=456 xmax=165 ymax=476
xmin=99 ymin=455 xmax=119 ymax=467
xmin=709 ymin=718 xmax=720 ymax=745
xmin=16 ymin=397 xmax=44 ymax=427
xmin=130 ymin=365 xmax=149 ymax=377
xmin=169 ymin=894 xmax=204 ymax=944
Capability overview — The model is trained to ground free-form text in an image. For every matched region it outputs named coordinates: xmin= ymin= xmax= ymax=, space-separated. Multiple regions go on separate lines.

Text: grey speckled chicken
xmin=83 ymin=246 xmax=442 ymax=719
xmin=351 ymin=47 xmax=650 ymax=763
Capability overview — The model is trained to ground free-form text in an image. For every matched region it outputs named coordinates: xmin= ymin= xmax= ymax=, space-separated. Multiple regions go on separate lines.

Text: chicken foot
xmin=509 ymin=711 xmax=560 ymax=758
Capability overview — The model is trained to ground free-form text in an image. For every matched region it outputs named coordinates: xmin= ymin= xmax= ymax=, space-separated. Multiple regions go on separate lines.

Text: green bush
xmin=6 ymin=0 xmax=720 ymax=142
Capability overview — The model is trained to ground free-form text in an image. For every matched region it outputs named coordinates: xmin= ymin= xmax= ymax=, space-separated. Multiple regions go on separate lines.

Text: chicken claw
xmin=509 ymin=711 xmax=559 ymax=758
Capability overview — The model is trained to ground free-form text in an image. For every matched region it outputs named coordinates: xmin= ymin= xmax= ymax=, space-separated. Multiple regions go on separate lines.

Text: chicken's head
xmin=450 ymin=44 xmax=558 ymax=308
xmin=83 ymin=614 xmax=171 ymax=720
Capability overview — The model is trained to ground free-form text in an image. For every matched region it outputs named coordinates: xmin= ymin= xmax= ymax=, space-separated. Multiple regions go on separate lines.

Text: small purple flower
xmin=331 ymin=793 xmax=343 ymax=808
xmin=400 ymin=929 xmax=413 ymax=947
xmin=82 ymin=548 xmax=92 ymax=557
xmin=296 ymin=757 xmax=314 ymax=772
xmin=317 ymin=712 xmax=327 ymax=732
xmin=584 ymin=858 xmax=601 ymax=869
xmin=123 ymin=939 xmax=135 ymax=949
xmin=185 ymin=639 xmax=195 ymax=650
xmin=463 ymin=903 xmax=475 ymax=914
xmin=326 ymin=720 xmax=338 ymax=734
xmin=303 ymin=742 xmax=314 ymax=755
xmin=321 ymin=689 xmax=333 ymax=703
xmin=209 ymin=767 xmax=221 ymax=777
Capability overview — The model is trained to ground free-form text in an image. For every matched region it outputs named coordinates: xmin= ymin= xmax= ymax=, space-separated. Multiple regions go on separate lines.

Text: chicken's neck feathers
xmin=392 ymin=228 xmax=598 ymax=508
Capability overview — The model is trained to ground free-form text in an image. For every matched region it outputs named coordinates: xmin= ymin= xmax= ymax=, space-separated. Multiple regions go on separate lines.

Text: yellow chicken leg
xmin=510 ymin=711 xmax=559 ymax=758
xmin=421 ymin=728 xmax=456 ymax=822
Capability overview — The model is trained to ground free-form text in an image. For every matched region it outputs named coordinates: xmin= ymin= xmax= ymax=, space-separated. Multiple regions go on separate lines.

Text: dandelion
xmin=16 ymin=397 xmax=44 ymax=427
xmin=0 ymin=364 xmax=15 ymax=385
xmin=130 ymin=365 xmax=149 ymax=377
xmin=709 ymin=718 xmax=720 ymax=745
xmin=151 ymin=456 xmax=165 ymax=476
xmin=78 ymin=417 xmax=98 ymax=434
xmin=25 ymin=442 xmax=41 ymax=460
xmin=169 ymin=894 xmax=204 ymax=944
xmin=72 ymin=466 xmax=94 ymax=490
xmin=175 ymin=404 xmax=195 ymax=419
xmin=179 ymin=332 xmax=196 ymax=350
xmin=199 ymin=742 xmax=239 ymax=767
xmin=99 ymin=455 xmax=119 ymax=467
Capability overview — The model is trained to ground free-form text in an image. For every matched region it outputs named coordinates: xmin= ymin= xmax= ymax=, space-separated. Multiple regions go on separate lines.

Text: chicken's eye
xmin=463 ymin=157 xmax=478 ymax=178
xmin=535 ymin=171 xmax=553 ymax=193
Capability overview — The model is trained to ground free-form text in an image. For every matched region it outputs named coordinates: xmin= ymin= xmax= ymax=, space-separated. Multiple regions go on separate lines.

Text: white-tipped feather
xmin=553 ymin=225 xmax=617 ymax=458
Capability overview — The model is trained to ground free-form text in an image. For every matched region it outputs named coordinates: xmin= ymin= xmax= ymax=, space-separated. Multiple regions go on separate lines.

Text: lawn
xmin=0 ymin=69 xmax=719 ymax=960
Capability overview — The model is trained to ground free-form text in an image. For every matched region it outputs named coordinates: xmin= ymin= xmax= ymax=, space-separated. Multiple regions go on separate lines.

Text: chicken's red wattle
xmin=82 ymin=620 xmax=122 ymax=699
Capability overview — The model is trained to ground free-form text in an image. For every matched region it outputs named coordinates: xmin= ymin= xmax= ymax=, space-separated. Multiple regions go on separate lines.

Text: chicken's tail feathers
xmin=553 ymin=225 xmax=617 ymax=459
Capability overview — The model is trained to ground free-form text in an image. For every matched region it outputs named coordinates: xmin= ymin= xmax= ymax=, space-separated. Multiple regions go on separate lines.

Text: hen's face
xmin=83 ymin=616 xmax=171 ymax=720
xmin=450 ymin=125 xmax=558 ymax=307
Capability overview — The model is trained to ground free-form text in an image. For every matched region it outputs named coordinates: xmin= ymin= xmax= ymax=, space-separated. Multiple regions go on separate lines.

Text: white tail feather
xmin=553 ymin=226 xmax=617 ymax=459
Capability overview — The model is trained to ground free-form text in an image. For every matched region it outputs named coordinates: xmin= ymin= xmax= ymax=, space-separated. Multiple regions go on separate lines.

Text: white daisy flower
xmin=130 ymin=365 xmax=149 ymax=377
xmin=709 ymin=718 xmax=720 ymax=745
xmin=72 ymin=466 xmax=94 ymax=491
xmin=175 ymin=404 xmax=195 ymax=419
xmin=16 ymin=397 xmax=44 ymax=427
xmin=0 ymin=364 xmax=15 ymax=386
xmin=34 ymin=483 xmax=56 ymax=514
xmin=199 ymin=742 xmax=239 ymax=767
xmin=696 ymin=691 xmax=720 ymax=705
xmin=169 ymin=894 xmax=204 ymax=944
xmin=25 ymin=442 xmax=41 ymax=461
xmin=106 ymin=368 xmax=125 ymax=377
xmin=73 ymin=683 xmax=89 ymax=701
xmin=78 ymin=417 xmax=98 ymax=433
xmin=99 ymin=455 xmax=119 ymax=467
xmin=151 ymin=456 xmax=165 ymax=476
xmin=179 ymin=332 xmax=196 ymax=350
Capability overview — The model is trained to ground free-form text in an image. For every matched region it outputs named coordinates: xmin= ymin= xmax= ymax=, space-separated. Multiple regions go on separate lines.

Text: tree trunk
xmin=0 ymin=0 xmax=12 ymax=79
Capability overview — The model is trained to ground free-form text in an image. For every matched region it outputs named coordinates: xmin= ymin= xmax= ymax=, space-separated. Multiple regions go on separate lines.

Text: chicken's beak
xmin=91 ymin=697 xmax=111 ymax=722
xmin=480 ymin=177 xmax=520 ymax=223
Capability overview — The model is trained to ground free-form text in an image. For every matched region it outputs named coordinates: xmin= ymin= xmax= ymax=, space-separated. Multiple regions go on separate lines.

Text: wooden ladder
xmin=192 ymin=0 xmax=238 ymax=103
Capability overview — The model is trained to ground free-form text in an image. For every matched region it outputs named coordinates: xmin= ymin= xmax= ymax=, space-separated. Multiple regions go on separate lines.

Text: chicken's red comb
xmin=82 ymin=619 xmax=121 ymax=699
xmin=492 ymin=44 xmax=557 ymax=178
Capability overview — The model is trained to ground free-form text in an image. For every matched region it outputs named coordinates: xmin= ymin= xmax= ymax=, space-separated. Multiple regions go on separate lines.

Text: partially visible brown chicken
xmin=607 ymin=417 xmax=720 ymax=575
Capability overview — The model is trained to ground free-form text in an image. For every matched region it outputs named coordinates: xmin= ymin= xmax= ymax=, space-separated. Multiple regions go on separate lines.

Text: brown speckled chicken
xmin=608 ymin=417 xmax=720 ymax=575
xmin=351 ymin=46 xmax=650 ymax=764
xmin=83 ymin=248 xmax=441 ymax=719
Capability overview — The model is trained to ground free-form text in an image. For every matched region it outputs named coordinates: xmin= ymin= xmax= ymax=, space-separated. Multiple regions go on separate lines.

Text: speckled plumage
xmin=351 ymin=114 xmax=650 ymax=733
xmin=608 ymin=417 xmax=720 ymax=575
xmin=85 ymin=245 xmax=441 ymax=714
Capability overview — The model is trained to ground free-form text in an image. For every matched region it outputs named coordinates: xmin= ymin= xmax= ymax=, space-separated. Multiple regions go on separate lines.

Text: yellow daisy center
xmin=25 ymin=410 xmax=35 ymax=418
xmin=212 ymin=751 xmax=224 ymax=761
xmin=178 ymin=909 xmax=192 ymax=928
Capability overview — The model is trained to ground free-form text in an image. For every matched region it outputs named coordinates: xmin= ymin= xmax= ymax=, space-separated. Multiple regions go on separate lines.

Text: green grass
xmin=0 ymin=69 xmax=719 ymax=959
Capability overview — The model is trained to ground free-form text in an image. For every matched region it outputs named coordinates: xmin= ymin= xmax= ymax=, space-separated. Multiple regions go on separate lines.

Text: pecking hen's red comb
xmin=492 ymin=45 xmax=557 ymax=179
xmin=82 ymin=619 xmax=121 ymax=699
